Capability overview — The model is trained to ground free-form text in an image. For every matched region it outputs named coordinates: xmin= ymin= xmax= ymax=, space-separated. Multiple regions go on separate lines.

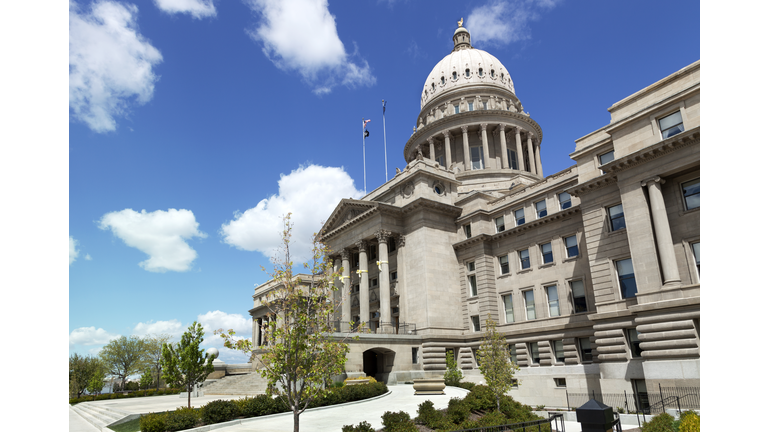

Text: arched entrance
xmin=362 ymin=348 xmax=396 ymax=382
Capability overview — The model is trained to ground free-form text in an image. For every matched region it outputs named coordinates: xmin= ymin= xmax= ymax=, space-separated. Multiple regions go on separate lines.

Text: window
xmin=627 ymin=328 xmax=643 ymax=358
xmin=452 ymin=71 xmax=457 ymax=80
xmin=495 ymin=216 xmax=505 ymax=232
xmin=552 ymin=341 xmax=565 ymax=363
xmin=369 ymin=244 xmax=377 ymax=261
xmin=391 ymin=270 xmax=398 ymax=281
xmin=528 ymin=342 xmax=540 ymax=364
xmin=431 ymin=83 xmax=435 ymax=91
xmin=467 ymin=261 xmax=477 ymax=296
xmin=388 ymin=236 xmax=396 ymax=252
xmin=478 ymin=68 xmax=484 ymax=76
xmin=483 ymin=102 xmax=487 ymax=110
xmin=454 ymin=104 xmax=460 ymax=114
xmin=578 ymin=337 xmax=593 ymax=362
xmin=353 ymin=254 xmax=360 ymax=268
xmin=599 ymin=150 xmax=615 ymax=166
xmin=508 ymin=149 xmax=518 ymax=170
xmin=691 ymin=242 xmax=700 ymax=274
xmin=508 ymin=345 xmax=517 ymax=364
xmin=465 ymin=68 xmax=470 ymax=77
xmin=608 ymin=204 xmax=626 ymax=231
xmin=559 ymin=192 xmax=571 ymax=210
xmin=468 ymin=102 xmax=474 ymax=111
xmin=470 ymin=146 xmax=484 ymax=170
xmin=467 ymin=261 xmax=475 ymax=272
xmin=441 ymin=76 xmax=445 ymax=85
xmin=564 ymin=235 xmax=578 ymax=258
xmin=514 ymin=208 xmax=525 ymax=226
xmin=473 ymin=348 xmax=480 ymax=366
xmin=464 ymin=224 xmax=472 ymax=238
xmin=535 ymin=200 xmax=547 ymax=218
xmin=435 ymin=155 xmax=444 ymax=168
xmin=471 ymin=315 xmax=480 ymax=332
xmin=502 ymin=294 xmax=514 ymax=323
xmin=499 ymin=255 xmax=509 ymax=275
xmin=546 ymin=285 xmax=560 ymax=317
xmin=519 ymin=249 xmax=530 ymax=270
xmin=554 ymin=378 xmax=567 ymax=388
xmin=353 ymin=284 xmax=360 ymax=293
xmin=616 ymin=258 xmax=638 ymax=299
xmin=541 ymin=242 xmax=553 ymax=264
xmin=491 ymin=69 xmax=495 ymax=78
xmin=570 ymin=280 xmax=587 ymax=313
xmin=681 ymin=178 xmax=700 ymax=210
xmin=412 ymin=347 xmax=419 ymax=364
xmin=371 ymin=278 xmax=378 ymax=287
xmin=524 ymin=290 xmax=536 ymax=320
xmin=659 ymin=111 xmax=684 ymax=139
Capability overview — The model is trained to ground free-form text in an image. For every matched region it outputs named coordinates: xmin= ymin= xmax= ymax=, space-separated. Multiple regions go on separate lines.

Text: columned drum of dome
xmin=404 ymin=24 xmax=545 ymax=192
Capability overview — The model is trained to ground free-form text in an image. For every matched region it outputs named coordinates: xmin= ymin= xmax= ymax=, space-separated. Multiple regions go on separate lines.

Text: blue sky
xmin=62 ymin=0 xmax=702 ymax=363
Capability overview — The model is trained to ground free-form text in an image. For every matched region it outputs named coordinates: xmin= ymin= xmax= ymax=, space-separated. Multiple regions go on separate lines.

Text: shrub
xmin=678 ymin=411 xmax=700 ymax=432
xmin=341 ymin=421 xmax=376 ymax=432
xmin=201 ymin=399 xmax=240 ymax=424
xmin=457 ymin=382 xmax=476 ymax=391
xmin=641 ymin=412 xmax=675 ymax=432
xmin=239 ymin=394 xmax=280 ymax=417
xmin=478 ymin=410 xmax=508 ymax=428
xmin=382 ymin=411 xmax=418 ymax=432
xmin=499 ymin=397 xmax=542 ymax=424
xmin=446 ymin=398 xmax=470 ymax=424
xmin=463 ymin=385 xmax=497 ymax=411
xmin=164 ymin=406 xmax=200 ymax=432
xmin=139 ymin=412 xmax=166 ymax=432
xmin=444 ymin=350 xmax=463 ymax=386
xmin=457 ymin=419 xmax=479 ymax=430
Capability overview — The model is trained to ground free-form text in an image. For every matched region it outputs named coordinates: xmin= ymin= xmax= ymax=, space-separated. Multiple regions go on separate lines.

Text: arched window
xmin=491 ymin=69 xmax=495 ymax=78
xmin=465 ymin=68 xmax=470 ymax=77
xmin=452 ymin=71 xmax=457 ymax=80
xmin=424 ymin=90 xmax=428 ymax=97
xmin=432 ymin=83 xmax=435 ymax=91
xmin=478 ymin=68 xmax=483 ymax=76
xmin=441 ymin=76 xmax=445 ymax=85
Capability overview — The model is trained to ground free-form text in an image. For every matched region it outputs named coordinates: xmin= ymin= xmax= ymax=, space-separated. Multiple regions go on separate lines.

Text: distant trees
xmin=144 ymin=333 xmax=172 ymax=390
xmin=99 ymin=335 xmax=148 ymax=391
xmin=161 ymin=321 xmax=215 ymax=408
xmin=69 ymin=354 xmax=103 ymax=398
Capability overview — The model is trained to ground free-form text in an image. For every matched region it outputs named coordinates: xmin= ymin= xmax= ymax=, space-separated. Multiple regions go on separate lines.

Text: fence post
xmin=566 ymin=390 xmax=570 ymax=411
xmin=659 ymin=383 xmax=665 ymax=413
xmin=676 ymin=395 xmax=681 ymax=414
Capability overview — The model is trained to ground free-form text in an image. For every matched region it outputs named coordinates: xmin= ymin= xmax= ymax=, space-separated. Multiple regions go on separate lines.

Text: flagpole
xmin=382 ymin=100 xmax=388 ymax=182
xmin=362 ymin=117 xmax=367 ymax=194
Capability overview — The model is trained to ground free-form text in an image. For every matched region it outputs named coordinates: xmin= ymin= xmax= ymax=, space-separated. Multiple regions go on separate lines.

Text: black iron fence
xmin=450 ymin=413 xmax=565 ymax=432
xmin=566 ymin=385 xmax=699 ymax=416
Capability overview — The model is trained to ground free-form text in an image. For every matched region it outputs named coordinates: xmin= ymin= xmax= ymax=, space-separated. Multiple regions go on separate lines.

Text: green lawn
xmin=107 ymin=417 xmax=140 ymax=432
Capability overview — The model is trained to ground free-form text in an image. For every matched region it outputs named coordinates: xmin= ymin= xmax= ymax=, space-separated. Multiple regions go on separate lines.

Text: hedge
xmin=69 ymin=388 xmax=182 ymax=405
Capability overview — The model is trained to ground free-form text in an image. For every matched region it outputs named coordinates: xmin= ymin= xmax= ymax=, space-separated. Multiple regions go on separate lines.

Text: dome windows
xmin=478 ymin=68 xmax=484 ymax=76
xmin=452 ymin=71 xmax=457 ymax=80
xmin=441 ymin=76 xmax=445 ymax=85
xmin=491 ymin=69 xmax=495 ymax=78
xmin=465 ymin=68 xmax=470 ymax=77
xmin=432 ymin=83 xmax=435 ymax=91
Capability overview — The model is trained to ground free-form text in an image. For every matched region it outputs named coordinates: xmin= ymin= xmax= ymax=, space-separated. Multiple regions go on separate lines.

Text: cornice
xmin=400 ymin=197 xmax=463 ymax=217
xmin=604 ymin=84 xmax=699 ymax=134
xmin=567 ymin=174 xmax=619 ymax=198
xmin=488 ymin=167 xmax=577 ymax=206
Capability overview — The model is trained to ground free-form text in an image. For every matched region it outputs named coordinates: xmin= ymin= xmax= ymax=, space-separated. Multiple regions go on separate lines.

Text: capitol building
xmin=247 ymin=24 xmax=700 ymax=407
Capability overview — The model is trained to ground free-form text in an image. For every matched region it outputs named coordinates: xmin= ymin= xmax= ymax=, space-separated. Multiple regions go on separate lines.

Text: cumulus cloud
xmin=85 ymin=254 xmax=93 ymax=261
xmin=70 ymin=236 xmax=80 ymax=265
xmin=245 ymin=0 xmax=375 ymax=94
xmin=466 ymin=0 xmax=560 ymax=46
xmin=198 ymin=310 xmax=252 ymax=334
xmin=98 ymin=208 xmax=207 ymax=272
xmin=153 ymin=0 xmax=216 ymax=19
xmin=221 ymin=165 xmax=364 ymax=262
xmin=69 ymin=326 xmax=120 ymax=346
xmin=132 ymin=319 xmax=184 ymax=337
xmin=69 ymin=0 xmax=163 ymax=133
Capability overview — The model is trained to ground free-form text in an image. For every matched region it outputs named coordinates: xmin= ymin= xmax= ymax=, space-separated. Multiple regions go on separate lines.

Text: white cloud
xmin=70 ymin=236 xmax=80 ymax=265
xmin=132 ymin=319 xmax=184 ymax=337
xmin=197 ymin=310 xmax=252 ymax=335
xmin=466 ymin=0 xmax=560 ymax=46
xmin=69 ymin=326 xmax=120 ymax=346
xmin=220 ymin=164 xmax=364 ymax=262
xmin=85 ymin=254 xmax=93 ymax=261
xmin=69 ymin=0 xmax=163 ymax=133
xmin=98 ymin=208 xmax=207 ymax=272
xmin=153 ymin=0 xmax=216 ymax=19
xmin=245 ymin=0 xmax=375 ymax=94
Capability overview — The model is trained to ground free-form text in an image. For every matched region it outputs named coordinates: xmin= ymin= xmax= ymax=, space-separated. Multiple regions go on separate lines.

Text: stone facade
xmin=248 ymin=24 xmax=700 ymax=407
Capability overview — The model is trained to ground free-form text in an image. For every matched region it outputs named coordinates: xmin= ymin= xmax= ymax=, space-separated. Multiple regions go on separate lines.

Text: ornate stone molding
xmin=640 ymin=176 xmax=665 ymax=188
xmin=398 ymin=235 xmax=406 ymax=248
xmin=354 ymin=239 xmax=368 ymax=251
xmin=339 ymin=249 xmax=350 ymax=260
xmin=375 ymin=229 xmax=391 ymax=243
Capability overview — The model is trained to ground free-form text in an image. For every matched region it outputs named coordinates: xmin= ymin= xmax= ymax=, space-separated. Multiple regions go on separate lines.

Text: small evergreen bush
xmin=463 ymin=385 xmax=497 ymax=411
xmin=381 ymin=411 xmax=417 ymax=432
xmin=201 ymin=399 xmax=240 ymax=424
xmin=678 ymin=411 xmax=700 ymax=432
xmin=457 ymin=381 xmax=476 ymax=391
xmin=641 ymin=412 xmax=675 ymax=432
xmin=164 ymin=406 xmax=199 ymax=432
xmin=478 ymin=410 xmax=508 ymax=427
xmin=446 ymin=397 xmax=470 ymax=424
xmin=341 ymin=421 xmax=376 ymax=432
xmin=139 ymin=412 xmax=166 ymax=432
xmin=239 ymin=394 xmax=280 ymax=417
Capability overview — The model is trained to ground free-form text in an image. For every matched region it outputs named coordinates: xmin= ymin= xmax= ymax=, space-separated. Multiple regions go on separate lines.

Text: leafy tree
xmin=140 ymin=368 xmax=154 ymax=390
xmin=99 ymin=335 xmax=148 ymax=391
xmin=444 ymin=349 xmax=463 ymax=386
xmin=86 ymin=365 xmax=106 ymax=400
xmin=143 ymin=333 xmax=172 ymax=390
xmin=477 ymin=314 xmax=520 ymax=411
xmin=216 ymin=214 xmax=352 ymax=432
xmin=69 ymin=353 xmax=102 ymax=398
xmin=161 ymin=321 xmax=214 ymax=408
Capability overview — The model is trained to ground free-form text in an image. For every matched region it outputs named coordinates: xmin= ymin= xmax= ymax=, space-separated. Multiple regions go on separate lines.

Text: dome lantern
xmin=453 ymin=18 xmax=471 ymax=51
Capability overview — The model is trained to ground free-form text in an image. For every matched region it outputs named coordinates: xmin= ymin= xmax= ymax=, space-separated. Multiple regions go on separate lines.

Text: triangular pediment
xmin=320 ymin=199 xmax=378 ymax=236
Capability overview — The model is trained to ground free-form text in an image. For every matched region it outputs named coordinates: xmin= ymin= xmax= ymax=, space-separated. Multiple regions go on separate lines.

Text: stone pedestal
xmin=413 ymin=378 xmax=446 ymax=395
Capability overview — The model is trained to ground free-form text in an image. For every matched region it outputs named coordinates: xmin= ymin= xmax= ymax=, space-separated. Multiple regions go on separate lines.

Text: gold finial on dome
xmin=458 ymin=17 xmax=463 ymax=28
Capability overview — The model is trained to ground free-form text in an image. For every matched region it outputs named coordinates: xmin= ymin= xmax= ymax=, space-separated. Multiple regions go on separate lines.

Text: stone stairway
xmin=70 ymin=401 xmax=134 ymax=431
xmin=203 ymin=371 xmax=269 ymax=396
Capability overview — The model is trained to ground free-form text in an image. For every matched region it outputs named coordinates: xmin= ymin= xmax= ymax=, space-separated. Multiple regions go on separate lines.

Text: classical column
xmin=641 ymin=177 xmax=681 ymax=285
xmin=462 ymin=126 xmax=470 ymax=171
xmin=376 ymin=230 xmax=392 ymax=333
xmin=498 ymin=125 xmax=509 ymax=169
xmin=514 ymin=127 xmax=524 ymax=172
xmin=428 ymin=137 xmax=435 ymax=162
xmin=442 ymin=131 xmax=453 ymax=168
xmin=355 ymin=240 xmax=370 ymax=330
xmin=527 ymin=133 xmax=536 ymax=175
xmin=480 ymin=123 xmax=490 ymax=169
xmin=535 ymin=140 xmax=543 ymax=175
xmin=252 ymin=316 xmax=258 ymax=347
xmin=340 ymin=249 xmax=351 ymax=330
xmin=395 ymin=235 xmax=406 ymax=328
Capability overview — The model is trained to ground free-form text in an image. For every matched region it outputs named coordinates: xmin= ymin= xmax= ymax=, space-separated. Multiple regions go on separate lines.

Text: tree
xmin=69 ymin=353 xmax=102 ymax=398
xmin=216 ymin=214 xmax=351 ymax=432
xmin=99 ymin=335 xmax=148 ymax=391
xmin=444 ymin=349 xmax=463 ymax=386
xmin=143 ymin=333 xmax=172 ymax=390
xmin=86 ymin=365 xmax=107 ymax=400
xmin=477 ymin=314 xmax=520 ymax=411
xmin=161 ymin=321 xmax=214 ymax=408
xmin=140 ymin=368 xmax=154 ymax=390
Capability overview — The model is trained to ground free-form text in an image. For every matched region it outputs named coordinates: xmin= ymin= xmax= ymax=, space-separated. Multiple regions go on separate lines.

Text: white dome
xmin=420 ymin=47 xmax=516 ymax=109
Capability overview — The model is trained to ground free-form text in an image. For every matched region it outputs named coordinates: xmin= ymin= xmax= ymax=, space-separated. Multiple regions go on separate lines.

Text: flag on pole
xmin=364 ymin=130 xmax=369 ymax=138
xmin=382 ymin=100 xmax=386 ymax=114
xmin=363 ymin=119 xmax=371 ymax=128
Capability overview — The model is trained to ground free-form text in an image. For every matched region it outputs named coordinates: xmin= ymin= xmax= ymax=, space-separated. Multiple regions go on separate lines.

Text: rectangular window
xmin=509 ymin=345 xmax=517 ymax=364
xmin=467 ymin=261 xmax=476 ymax=272
xmin=412 ymin=347 xmax=419 ymax=364
xmin=559 ymin=192 xmax=572 ymax=210
xmin=471 ymin=315 xmax=480 ymax=332
xmin=514 ymin=208 xmax=525 ymax=226
xmin=627 ymin=329 xmax=643 ymax=358
xmin=564 ymin=235 xmax=578 ymax=258
xmin=470 ymin=146 xmax=484 ymax=170
xmin=524 ymin=290 xmax=536 ymax=320
xmin=546 ymin=285 xmax=560 ymax=317
xmin=391 ymin=271 xmax=397 ymax=280
xmin=353 ymin=284 xmax=360 ymax=293
xmin=464 ymin=224 xmax=472 ymax=238
xmin=369 ymin=244 xmax=377 ymax=261
xmin=436 ymin=155 xmax=445 ymax=167
xmin=499 ymin=255 xmax=509 ymax=275
xmin=570 ymin=280 xmax=587 ymax=313
xmin=353 ymin=254 xmax=360 ymax=268
xmin=519 ymin=249 xmax=530 ymax=270
xmin=659 ymin=111 xmax=684 ymax=139
xmin=616 ymin=258 xmax=638 ymax=299
xmin=535 ymin=200 xmax=547 ymax=218
xmin=578 ymin=337 xmax=593 ymax=362
xmin=495 ymin=216 xmax=505 ymax=232
xmin=388 ymin=237 xmax=396 ymax=253
xmin=608 ymin=204 xmax=626 ymax=231
xmin=468 ymin=275 xmax=477 ymax=297
xmin=541 ymin=242 xmax=553 ymax=264
xmin=528 ymin=342 xmax=540 ymax=364
xmin=468 ymin=102 xmax=474 ymax=111
xmin=454 ymin=105 xmax=460 ymax=114
xmin=554 ymin=378 xmax=567 ymax=388
xmin=599 ymin=150 xmax=615 ymax=166
xmin=371 ymin=278 xmax=378 ymax=287
xmin=511 ymin=379 xmax=519 ymax=388
xmin=483 ymin=101 xmax=487 ymax=110
xmin=552 ymin=341 xmax=565 ymax=363
xmin=508 ymin=149 xmax=518 ymax=170
xmin=502 ymin=294 xmax=514 ymax=323
xmin=681 ymin=178 xmax=700 ymax=210
xmin=691 ymin=242 xmax=700 ymax=274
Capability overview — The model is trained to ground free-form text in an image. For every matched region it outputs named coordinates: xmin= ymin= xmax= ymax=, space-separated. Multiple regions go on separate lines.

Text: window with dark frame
xmin=559 ymin=192 xmax=572 ymax=210
xmin=659 ymin=111 xmax=684 ymax=139
xmin=599 ymin=150 xmax=615 ymax=166
xmin=509 ymin=344 xmax=517 ymax=364
xmin=388 ymin=236 xmax=396 ymax=253
xmin=467 ymin=261 xmax=477 ymax=297
xmin=371 ymin=278 xmax=378 ymax=287
xmin=578 ymin=337 xmax=593 ymax=362
xmin=412 ymin=347 xmax=419 ymax=364
xmin=552 ymin=341 xmax=565 ymax=363
xmin=536 ymin=200 xmax=547 ymax=218
xmin=464 ymin=224 xmax=472 ymax=238
xmin=564 ymin=235 xmax=579 ymax=258
xmin=495 ymin=216 xmax=505 ymax=232
xmin=608 ymin=204 xmax=626 ymax=231
xmin=369 ymin=244 xmax=377 ymax=261
xmin=515 ymin=208 xmax=525 ymax=226
xmin=616 ymin=258 xmax=638 ymax=299
xmin=519 ymin=249 xmax=530 ymax=270
xmin=508 ymin=149 xmax=518 ymax=170
xmin=541 ymin=242 xmax=553 ymax=264
xmin=554 ymin=378 xmax=567 ymax=388
xmin=570 ymin=280 xmax=587 ymax=313
xmin=499 ymin=255 xmax=509 ymax=275
xmin=681 ymin=178 xmax=700 ymax=210
xmin=471 ymin=315 xmax=480 ymax=332
xmin=391 ymin=270 xmax=397 ymax=281
xmin=528 ymin=342 xmax=540 ymax=364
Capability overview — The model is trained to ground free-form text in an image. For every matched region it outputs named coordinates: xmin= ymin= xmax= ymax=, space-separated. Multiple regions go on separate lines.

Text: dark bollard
xmin=576 ymin=399 xmax=618 ymax=432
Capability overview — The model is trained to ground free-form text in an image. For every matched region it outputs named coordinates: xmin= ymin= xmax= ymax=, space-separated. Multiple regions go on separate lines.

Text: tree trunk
xmin=188 ymin=384 xmax=192 ymax=409
xmin=293 ymin=410 xmax=300 ymax=432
